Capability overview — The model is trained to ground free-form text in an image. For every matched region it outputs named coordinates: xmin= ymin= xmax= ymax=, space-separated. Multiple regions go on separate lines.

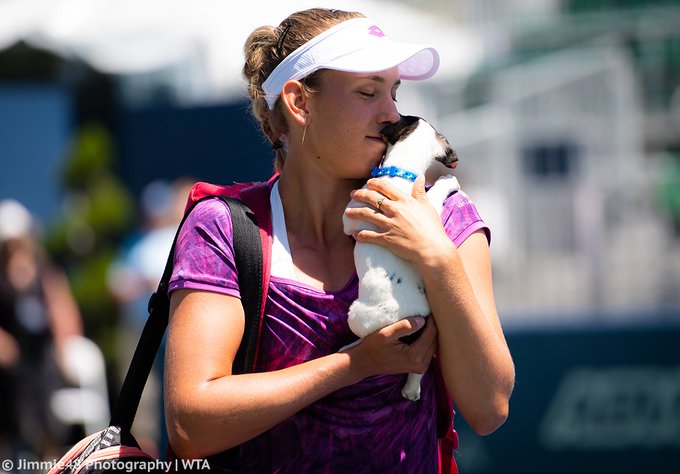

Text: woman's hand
xmin=343 ymin=316 xmax=438 ymax=380
xmin=345 ymin=176 xmax=454 ymax=268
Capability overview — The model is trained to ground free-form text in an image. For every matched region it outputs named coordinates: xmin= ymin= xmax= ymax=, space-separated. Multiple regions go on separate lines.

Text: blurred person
xmin=164 ymin=8 xmax=514 ymax=473
xmin=109 ymin=179 xmax=193 ymax=329
xmin=0 ymin=199 xmax=83 ymax=461
xmin=107 ymin=178 xmax=193 ymax=457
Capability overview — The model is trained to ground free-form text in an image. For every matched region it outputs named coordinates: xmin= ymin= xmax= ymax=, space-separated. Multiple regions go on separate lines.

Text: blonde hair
xmin=242 ymin=8 xmax=365 ymax=171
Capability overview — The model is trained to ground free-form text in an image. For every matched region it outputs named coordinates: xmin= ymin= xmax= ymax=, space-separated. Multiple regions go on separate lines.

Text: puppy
xmin=343 ymin=115 xmax=460 ymax=401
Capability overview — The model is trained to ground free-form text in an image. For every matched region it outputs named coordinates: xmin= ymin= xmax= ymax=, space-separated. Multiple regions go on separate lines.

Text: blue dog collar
xmin=371 ymin=166 xmax=418 ymax=182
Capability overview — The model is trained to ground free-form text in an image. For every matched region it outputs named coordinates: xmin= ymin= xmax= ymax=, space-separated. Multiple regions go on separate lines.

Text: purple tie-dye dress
xmin=168 ymin=187 xmax=488 ymax=473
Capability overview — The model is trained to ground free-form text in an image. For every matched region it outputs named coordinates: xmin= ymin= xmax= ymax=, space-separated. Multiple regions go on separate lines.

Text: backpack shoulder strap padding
xmin=185 ymin=177 xmax=275 ymax=372
xmin=225 ymin=196 xmax=264 ymax=374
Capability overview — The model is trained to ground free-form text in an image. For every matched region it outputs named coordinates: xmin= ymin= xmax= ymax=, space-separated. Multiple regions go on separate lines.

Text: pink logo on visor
xmin=368 ymin=25 xmax=385 ymax=37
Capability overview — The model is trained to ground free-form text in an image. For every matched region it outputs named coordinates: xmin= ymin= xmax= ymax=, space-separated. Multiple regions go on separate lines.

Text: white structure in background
xmin=50 ymin=335 xmax=110 ymax=435
xmin=439 ymin=41 xmax=678 ymax=322
xmin=0 ymin=0 xmax=482 ymax=107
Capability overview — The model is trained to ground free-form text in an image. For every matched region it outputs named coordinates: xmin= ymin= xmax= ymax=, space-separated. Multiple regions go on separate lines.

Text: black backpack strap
xmin=224 ymin=197 xmax=263 ymax=374
xmin=111 ymin=196 xmax=263 ymax=431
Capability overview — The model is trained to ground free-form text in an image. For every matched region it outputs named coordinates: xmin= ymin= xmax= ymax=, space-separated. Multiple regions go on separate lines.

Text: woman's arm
xmin=346 ymin=177 xmax=515 ymax=435
xmin=419 ymin=229 xmax=514 ymax=435
xmin=165 ymin=288 xmax=436 ymax=459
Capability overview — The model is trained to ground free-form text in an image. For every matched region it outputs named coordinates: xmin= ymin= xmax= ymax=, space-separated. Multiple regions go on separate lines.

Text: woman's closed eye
xmin=358 ymin=91 xmax=398 ymax=102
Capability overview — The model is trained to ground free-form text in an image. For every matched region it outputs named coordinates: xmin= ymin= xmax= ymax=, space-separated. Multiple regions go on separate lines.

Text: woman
xmin=164 ymin=8 xmax=514 ymax=473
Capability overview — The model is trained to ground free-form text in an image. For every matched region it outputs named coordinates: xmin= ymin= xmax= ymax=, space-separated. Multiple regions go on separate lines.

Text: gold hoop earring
xmin=301 ymin=124 xmax=307 ymax=145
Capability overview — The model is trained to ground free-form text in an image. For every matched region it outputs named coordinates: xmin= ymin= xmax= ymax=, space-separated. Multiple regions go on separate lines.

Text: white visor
xmin=261 ymin=17 xmax=440 ymax=109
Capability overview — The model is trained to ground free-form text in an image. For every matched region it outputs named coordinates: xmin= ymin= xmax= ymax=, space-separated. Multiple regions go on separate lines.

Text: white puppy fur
xmin=342 ymin=115 xmax=460 ymax=401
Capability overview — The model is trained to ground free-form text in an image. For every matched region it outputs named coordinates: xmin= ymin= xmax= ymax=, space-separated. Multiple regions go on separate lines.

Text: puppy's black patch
xmin=380 ymin=115 xmax=420 ymax=145
xmin=381 ymin=115 xmax=459 ymax=168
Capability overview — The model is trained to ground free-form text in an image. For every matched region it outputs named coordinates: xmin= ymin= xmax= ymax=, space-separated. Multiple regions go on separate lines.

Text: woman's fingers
xmin=360 ymin=317 xmax=437 ymax=375
xmin=365 ymin=178 xmax=403 ymax=199
xmin=350 ymin=178 xmax=408 ymax=211
xmin=382 ymin=316 xmax=425 ymax=339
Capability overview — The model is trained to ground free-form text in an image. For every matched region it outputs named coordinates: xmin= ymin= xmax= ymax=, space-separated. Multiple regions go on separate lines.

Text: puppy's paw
xmin=427 ymin=175 xmax=461 ymax=215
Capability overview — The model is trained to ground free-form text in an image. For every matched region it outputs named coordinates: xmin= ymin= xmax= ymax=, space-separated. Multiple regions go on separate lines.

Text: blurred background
xmin=0 ymin=0 xmax=679 ymax=472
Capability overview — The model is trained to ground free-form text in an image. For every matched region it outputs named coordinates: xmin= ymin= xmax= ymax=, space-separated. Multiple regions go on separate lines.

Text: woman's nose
xmin=379 ymin=97 xmax=400 ymax=126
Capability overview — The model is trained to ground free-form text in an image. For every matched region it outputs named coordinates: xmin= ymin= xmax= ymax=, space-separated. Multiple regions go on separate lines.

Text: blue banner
xmin=453 ymin=320 xmax=680 ymax=473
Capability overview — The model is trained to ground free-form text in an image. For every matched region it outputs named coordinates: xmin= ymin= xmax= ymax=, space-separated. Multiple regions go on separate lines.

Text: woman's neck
xmin=277 ymin=165 xmax=361 ymax=245
xmin=275 ymin=165 xmax=360 ymax=291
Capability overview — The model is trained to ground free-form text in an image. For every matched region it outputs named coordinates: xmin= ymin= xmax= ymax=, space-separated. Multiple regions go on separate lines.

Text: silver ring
xmin=376 ymin=197 xmax=385 ymax=211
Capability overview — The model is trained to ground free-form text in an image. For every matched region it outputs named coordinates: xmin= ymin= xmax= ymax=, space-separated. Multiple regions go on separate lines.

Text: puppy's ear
xmin=435 ymin=131 xmax=459 ymax=168
xmin=380 ymin=115 xmax=420 ymax=145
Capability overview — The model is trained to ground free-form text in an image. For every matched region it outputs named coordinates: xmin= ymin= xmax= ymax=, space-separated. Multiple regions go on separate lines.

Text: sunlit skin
xmin=164 ymin=66 xmax=515 ymax=459
xmin=290 ymin=70 xmax=402 ymax=181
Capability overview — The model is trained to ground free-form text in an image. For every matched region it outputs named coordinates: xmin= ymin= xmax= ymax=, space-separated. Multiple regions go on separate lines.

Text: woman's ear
xmin=281 ymin=80 xmax=309 ymax=127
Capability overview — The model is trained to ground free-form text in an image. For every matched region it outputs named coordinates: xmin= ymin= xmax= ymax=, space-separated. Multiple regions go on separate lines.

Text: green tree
xmin=46 ymin=122 xmax=135 ymax=380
